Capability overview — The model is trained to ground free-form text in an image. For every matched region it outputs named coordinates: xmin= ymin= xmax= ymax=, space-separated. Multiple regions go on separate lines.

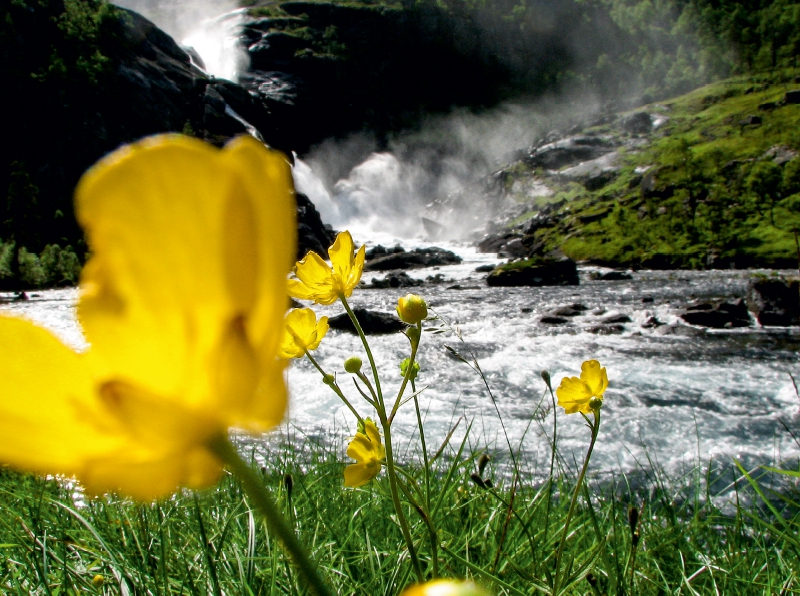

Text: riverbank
xmin=0 ymin=432 xmax=796 ymax=594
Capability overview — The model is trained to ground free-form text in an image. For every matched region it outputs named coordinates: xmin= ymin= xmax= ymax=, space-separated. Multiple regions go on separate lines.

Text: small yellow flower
xmin=287 ymin=231 xmax=365 ymax=305
xmin=92 ymin=574 xmax=105 ymax=587
xmin=555 ymin=359 xmax=608 ymax=415
xmin=396 ymin=294 xmax=428 ymax=325
xmin=0 ymin=134 xmax=295 ymax=500
xmin=279 ymin=308 xmax=329 ymax=358
xmin=401 ymin=580 xmax=491 ymax=596
xmin=344 ymin=419 xmax=385 ymax=487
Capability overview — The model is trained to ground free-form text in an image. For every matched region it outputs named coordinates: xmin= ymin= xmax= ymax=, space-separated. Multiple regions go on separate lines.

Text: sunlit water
xmin=4 ymin=236 xmax=799 ymax=485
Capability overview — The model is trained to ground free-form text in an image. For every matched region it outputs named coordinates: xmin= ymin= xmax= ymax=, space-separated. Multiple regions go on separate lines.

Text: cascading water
xmin=111 ymin=0 xmax=249 ymax=81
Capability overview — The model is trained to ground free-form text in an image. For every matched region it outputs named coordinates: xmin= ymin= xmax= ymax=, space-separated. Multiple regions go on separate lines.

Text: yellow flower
xmin=401 ymin=580 xmax=491 ymax=596
xmin=287 ymin=231 xmax=365 ymax=305
xmin=396 ymin=294 xmax=428 ymax=325
xmin=555 ymin=359 xmax=608 ymax=415
xmin=0 ymin=134 xmax=295 ymax=500
xmin=344 ymin=419 xmax=384 ymax=487
xmin=280 ymin=308 xmax=329 ymax=358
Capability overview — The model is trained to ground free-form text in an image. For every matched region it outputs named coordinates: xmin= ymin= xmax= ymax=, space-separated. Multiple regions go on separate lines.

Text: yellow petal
xmin=344 ymin=460 xmax=380 ymax=487
xmin=82 ymin=445 xmax=222 ymax=501
xmin=364 ymin=419 xmax=382 ymax=449
xmin=345 ymin=244 xmax=366 ymax=294
xmin=328 ymin=231 xmax=355 ymax=280
xmin=0 ymin=316 xmax=129 ymax=476
xmin=76 ymin=135 xmax=238 ymax=406
xmin=580 ymin=360 xmax=608 ymax=397
xmin=346 ymin=432 xmax=375 ymax=463
xmin=555 ymin=376 xmax=592 ymax=414
xmin=289 ymin=251 xmax=339 ymax=305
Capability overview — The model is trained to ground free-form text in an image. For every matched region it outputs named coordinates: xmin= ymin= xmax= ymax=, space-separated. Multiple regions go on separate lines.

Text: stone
xmin=619 ymin=112 xmax=652 ymax=134
xmin=364 ymin=247 xmax=462 ymax=271
xmin=475 ymin=264 xmax=496 ymax=272
xmin=540 ymin=316 xmax=569 ymax=324
xmin=589 ymin=271 xmax=633 ymax=281
xmin=477 ymin=232 xmax=522 ymax=254
xmin=296 ymin=193 xmax=335 ymax=260
xmin=680 ymin=299 xmax=751 ymax=328
xmin=550 ymin=304 xmax=588 ymax=317
xmin=586 ymin=324 xmax=626 ymax=334
xmin=486 ymin=255 xmax=579 ymax=287
xmin=367 ymin=272 xmax=423 ymax=289
xmin=328 ymin=309 xmax=406 ymax=335
xmin=598 ymin=313 xmax=631 ymax=325
xmin=746 ymin=277 xmax=800 ymax=326
xmin=785 ymin=90 xmax=800 ymax=104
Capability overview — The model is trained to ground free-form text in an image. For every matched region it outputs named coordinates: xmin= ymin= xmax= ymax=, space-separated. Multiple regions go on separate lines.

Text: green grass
xmin=0 ymin=427 xmax=798 ymax=594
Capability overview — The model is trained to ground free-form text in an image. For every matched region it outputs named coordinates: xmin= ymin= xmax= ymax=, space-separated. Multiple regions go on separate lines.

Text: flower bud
xmin=397 ymin=294 xmax=428 ymax=325
xmin=322 ymin=374 xmax=335 ymax=386
xmin=399 ymin=358 xmax=420 ymax=380
xmin=405 ymin=326 xmax=421 ymax=344
xmin=589 ymin=395 xmax=603 ymax=411
xmin=344 ymin=356 xmax=363 ymax=374
xmin=92 ymin=574 xmax=105 ymax=587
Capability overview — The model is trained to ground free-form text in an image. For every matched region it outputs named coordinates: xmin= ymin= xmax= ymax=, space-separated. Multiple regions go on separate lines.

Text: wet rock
xmin=762 ymin=145 xmax=799 ymax=166
xmin=680 ymin=299 xmax=751 ymax=328
xmin=297 ymin=193 xmax=335 ymax=260
xmin=367 ymin=271 xmax=423 ymax=289
xmin=486 ymin=254 xmax=579 ymax=287
xmin=366 ymin=244 xmax=406 ymax=259
xmin=364 ymin=247 xmax=462 ymax=271
xmin=619 ymin=112 xmax=652 ymax=134
xmin=641 ymin=316 xmax=663 ymax=328
xmin=598 ymin=313 xmax=631 ymax=325
xmin=447 ymin=284 xmax=481 ymax=290
xmin=550 ymin=304 xmax=588 ymax=317
xmin=746 ymin=277 xmax=800 ymax=326
xmin=522 ymin=136 xmax=615 ymax=170
xmin=589 ymin=270 xmax=633 ymax=281
xmin=641 ymin=296 xmax=655 ymax=303
xmin=328 ymin=309 xmax=406 ymax=335
xmin=477 ymin=232 xmax=522 ymax=254
xmin=475 ymin=264 xmax=496 ymax=273
xmin=586 ymin=324 xmax=626 ymax=335
xmin=740 ymin=114 xmax=762 ymax=126
xmin=540 ymin=316 xmax=569 ymax=324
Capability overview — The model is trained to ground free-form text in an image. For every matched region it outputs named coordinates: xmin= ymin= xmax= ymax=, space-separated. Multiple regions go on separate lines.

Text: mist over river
xmin=4 ymin=233 xmax=800 ymax=485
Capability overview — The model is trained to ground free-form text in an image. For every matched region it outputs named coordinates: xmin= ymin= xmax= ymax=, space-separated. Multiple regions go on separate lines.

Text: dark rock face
xmin=589 ymin=270 xmax=633 ymax=281
xmin=680 ymin=299 xmax=752 ymax=328
xmin=522 ymin=136 xmax=615 ymax=170
xmin=328 ymin=308 xmax=406 ymax=335
xmin=296 ymin=193 xmax=335 ymax=259
xmin=366 ymin=271 xmax=423 ymax=289
xmin=619 ymin=112 xmax=652 ymax=134
xmin=550 ymin=304 xmax=588 ymax=317
xmin=486 ymin=255 xmax=579 ymax=287
xmin=364 ymin=247 xmax=462 ymax=271
xmin=746 ymin=277 xmax=800 ymax=326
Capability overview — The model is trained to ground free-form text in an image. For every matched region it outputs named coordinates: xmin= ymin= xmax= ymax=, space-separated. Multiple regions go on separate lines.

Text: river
xmin=3 ymin=236 xmax=799 ymax=486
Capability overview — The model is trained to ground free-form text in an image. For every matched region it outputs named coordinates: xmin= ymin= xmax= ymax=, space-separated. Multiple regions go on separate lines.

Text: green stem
xmin=396 ymin=468 xmax=439 ymax=578
xmin=552 ymin=410 xmax=600 ymax=596
xmin=207 ymin=434 xmax=333 ymax=596
xmin=389 ymin=324 xmax=421 ymax=421
xmin=304 ymin=352 xmax=363 ymax=423
xmin=411 ymin=378 xmax=431 ymax=514
xmin=381 ymin=417 xmax=425 ymax=583
xmin=341 ymin=295 xmax=384 ymax=409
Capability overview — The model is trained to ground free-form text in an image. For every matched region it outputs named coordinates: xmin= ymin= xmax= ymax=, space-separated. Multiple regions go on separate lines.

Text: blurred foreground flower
xmin=344 ymin=419 xmax=384 ymax=487
xmin=556 ymin=359 xmax=608 ymax=414
xmin=401 ymin=580 xmax=491 ymax=596
xmin=0 ymin=135 xmax=296 ymax=500
xmin=280 ymin=308 xmax=329 ymax=358
xmin=288 ymin=231 xmax=365 ymax=305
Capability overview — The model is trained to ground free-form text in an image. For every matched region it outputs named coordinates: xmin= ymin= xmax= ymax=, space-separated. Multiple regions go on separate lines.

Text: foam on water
xmin=4 ymin=257 xmax=799 ymax=482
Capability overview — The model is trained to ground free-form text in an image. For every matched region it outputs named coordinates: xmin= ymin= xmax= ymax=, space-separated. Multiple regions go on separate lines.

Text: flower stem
xmin=305 ymin=352 xmax=363 ymax=423
xmin=341 ymin=295 xmax=384 ymax=408
xmin=380 ymin=417 xmax=425 ymax=583
xmin=208 ymin=434 xmax=333 ymax=596
xmin=389 ymin=323 xmax=421 ymax=421
xmin=552 ymin=410 xmax=600 ymax=596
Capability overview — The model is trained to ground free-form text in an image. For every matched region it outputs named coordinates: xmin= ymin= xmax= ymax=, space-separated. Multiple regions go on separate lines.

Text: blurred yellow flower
xmin=555 ymin=359 xmax=608 ymax=415
xmin=401 ymin=580 xmax=491 ymax=596
xmin=396 ymin=294 xmax=428 ymax=325
xmin=0 ymin=134 xmax=296 ymax=500
xmin=288 ymin=231 xmax=365 ymax=305
xmin=280 ymin=308 xmax=329 ymax=358
xmin=344 ymin=419 xmax=384 ymax=487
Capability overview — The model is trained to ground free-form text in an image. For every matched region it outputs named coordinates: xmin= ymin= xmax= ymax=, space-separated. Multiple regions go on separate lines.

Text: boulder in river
xmin=486 ymin=255 xmax=579 ymax=287
xmin=366 ymin=272 xmax=424 ymax=289
xmin=746 ymin=277 xmax=800 ymax=326
xmin=679 ymin=299 xmax=752 ymax=328
xmin=328 ymin=309 xmax=406 ymax=335
xmin=364 ymin=247 xmax=462 ymax=271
